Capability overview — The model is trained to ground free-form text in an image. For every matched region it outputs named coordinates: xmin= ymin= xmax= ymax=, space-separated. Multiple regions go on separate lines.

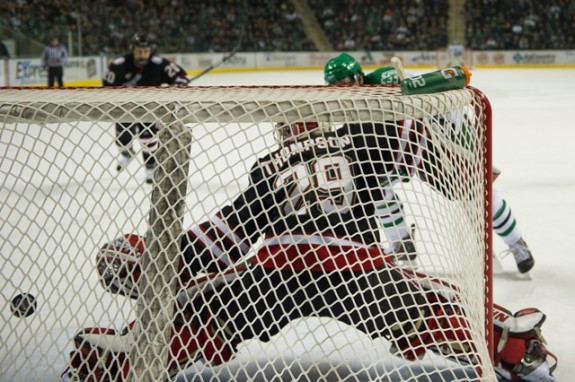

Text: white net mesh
xmin=0 ymin=86 xmax=494 ymax=381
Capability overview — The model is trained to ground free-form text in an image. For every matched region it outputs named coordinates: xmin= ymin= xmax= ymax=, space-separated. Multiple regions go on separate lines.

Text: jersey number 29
xmin=275 ymin=155 xmax=355 ymax=215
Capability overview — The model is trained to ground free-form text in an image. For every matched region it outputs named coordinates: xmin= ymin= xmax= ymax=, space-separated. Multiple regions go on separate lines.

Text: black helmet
xmin=130 ymin=33 xmax=154 ymax=49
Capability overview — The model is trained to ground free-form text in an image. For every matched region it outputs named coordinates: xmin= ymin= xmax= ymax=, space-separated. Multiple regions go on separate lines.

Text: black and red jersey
xmin=103 ymin=53 xmax=187 ymax=86
xmin=182 ymin=120 xmax=463 ymax=273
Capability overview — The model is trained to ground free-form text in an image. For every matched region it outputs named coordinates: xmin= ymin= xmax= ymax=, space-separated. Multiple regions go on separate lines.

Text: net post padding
xmin=129 ymin=119 xmax=193 ymax=382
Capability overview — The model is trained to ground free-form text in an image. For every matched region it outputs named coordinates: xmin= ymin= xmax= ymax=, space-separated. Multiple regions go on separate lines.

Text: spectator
xmin=6 ymin=0 xmax=575 ymax=55
xmin=465 ymin=0 xmax=575 ymax=50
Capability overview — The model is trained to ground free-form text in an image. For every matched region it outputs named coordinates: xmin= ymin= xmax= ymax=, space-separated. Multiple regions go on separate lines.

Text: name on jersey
xmin=261 ymin=135 xmax=351 ymax=175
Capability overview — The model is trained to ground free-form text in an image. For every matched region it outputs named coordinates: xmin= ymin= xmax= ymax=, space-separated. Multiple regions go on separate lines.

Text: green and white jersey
xmin=364 ymin=67 xmax=401 ymax=85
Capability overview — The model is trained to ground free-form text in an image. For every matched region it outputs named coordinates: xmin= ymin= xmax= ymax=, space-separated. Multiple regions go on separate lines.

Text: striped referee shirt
xmin=42 ymin=45 xmax=68 ymax=68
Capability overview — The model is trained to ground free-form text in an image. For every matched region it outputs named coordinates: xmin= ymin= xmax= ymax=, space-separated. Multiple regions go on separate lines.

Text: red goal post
xmin=0 ymin=85 xmax=493 ymax=381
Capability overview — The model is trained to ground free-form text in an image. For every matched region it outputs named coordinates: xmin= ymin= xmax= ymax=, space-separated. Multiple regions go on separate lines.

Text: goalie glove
xmin=493 ymin=305 xmax=558 ymax=382
xmin=96 ymin=234 xmax=144 ymax=299
xmin=61 ymin=314 xmax=237 ymax=381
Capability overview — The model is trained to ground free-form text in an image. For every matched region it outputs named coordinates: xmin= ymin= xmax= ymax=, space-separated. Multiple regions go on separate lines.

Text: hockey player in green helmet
xmin=324 ymin=53 xmax=400 ymax=86
xmin=323 ymin=52 xmax=536 ymax=274
xmin=324 ymin=53 xmax=417 ymax=263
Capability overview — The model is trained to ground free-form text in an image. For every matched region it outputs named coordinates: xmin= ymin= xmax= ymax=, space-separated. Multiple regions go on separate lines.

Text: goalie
xmin=61 ymin=119 xmax=557 ymax=381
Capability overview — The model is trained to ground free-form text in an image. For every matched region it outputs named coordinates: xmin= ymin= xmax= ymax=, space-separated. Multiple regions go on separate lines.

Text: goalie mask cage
xmin=0 ymin=85 xmax=493 ymax=382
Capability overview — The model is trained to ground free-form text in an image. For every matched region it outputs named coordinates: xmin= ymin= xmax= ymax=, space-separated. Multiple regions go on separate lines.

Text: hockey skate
xmin=501 ymin=238 xmax=535 ymax=274
xmin=144 ymin=167 xmax=154 ymax=184
xmin=116 ymin=149 xmax=135 ymax=172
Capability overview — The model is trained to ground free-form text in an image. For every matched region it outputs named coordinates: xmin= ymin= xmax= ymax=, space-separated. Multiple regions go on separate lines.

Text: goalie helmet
xmin=275 ymin=121 xmax=331 ymax=146
xmin=96 ymin=234 xmax=144 ymax=299
xmin=324 ymin=53 xmax=364 ymax=85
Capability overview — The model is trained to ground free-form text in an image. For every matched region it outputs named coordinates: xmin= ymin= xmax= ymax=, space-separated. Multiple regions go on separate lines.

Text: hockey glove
xmin=387 ymin=276 xmax=476 ymax=364
xmin=61 ymin=314 xmax=236 ymax=381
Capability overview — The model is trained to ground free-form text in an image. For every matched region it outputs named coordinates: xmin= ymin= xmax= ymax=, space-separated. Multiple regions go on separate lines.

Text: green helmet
xmin=324 ymin=53 xmax=364 ymax=85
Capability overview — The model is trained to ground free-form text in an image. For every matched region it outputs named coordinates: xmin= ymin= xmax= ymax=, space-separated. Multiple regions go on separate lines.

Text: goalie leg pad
xmin=62 ymin=327 xmax=129 ymax=382
xmin=493 ymin=305 xmax=558 ymax=381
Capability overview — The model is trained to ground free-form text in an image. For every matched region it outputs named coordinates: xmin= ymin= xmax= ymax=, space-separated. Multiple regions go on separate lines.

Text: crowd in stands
xmin=1 ymin=0 xmax=313 ymax=56
xmin=310 ymin=0 xmax=449 ymax=51
xmin=1 ymin=0 xmax=574 ymax=57
xmin=465 ymin=0 xmax=575 ymax=50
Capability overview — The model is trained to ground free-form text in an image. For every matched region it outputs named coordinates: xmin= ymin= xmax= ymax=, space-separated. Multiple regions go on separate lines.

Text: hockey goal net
xmin=0 ymin=85 xmax=493 ymax=381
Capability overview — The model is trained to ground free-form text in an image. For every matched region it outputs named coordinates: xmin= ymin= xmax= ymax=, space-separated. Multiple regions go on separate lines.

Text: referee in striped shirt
xmin=41 ymin=37 xmax=68 ymax=87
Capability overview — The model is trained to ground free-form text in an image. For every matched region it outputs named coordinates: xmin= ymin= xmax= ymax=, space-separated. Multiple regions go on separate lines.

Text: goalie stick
xmin=188 ymin=25 xmax=245 ymax=83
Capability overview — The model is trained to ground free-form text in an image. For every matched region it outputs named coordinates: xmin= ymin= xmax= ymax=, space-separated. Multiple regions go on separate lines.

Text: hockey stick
xmin=188 ymin=25 xmax=245 ymax=83
xmin=492 ymin=250 xmax=504 ymax=275
xmin=363 ymin=50 xmax=375 ymax=65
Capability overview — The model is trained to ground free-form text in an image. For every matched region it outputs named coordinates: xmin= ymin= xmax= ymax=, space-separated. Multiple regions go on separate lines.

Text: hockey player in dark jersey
xmin=62 ymin=120 xmax=557 ymax=381
xmin=103 ymin=33 xmax=189 ymax=184
xmin=324 ymin=53 xmax=535 ymax=274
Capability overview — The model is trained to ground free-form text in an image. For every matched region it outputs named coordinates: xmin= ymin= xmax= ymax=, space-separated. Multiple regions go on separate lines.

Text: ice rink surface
xmin=193 ymin=67 xmax=575 ymax=380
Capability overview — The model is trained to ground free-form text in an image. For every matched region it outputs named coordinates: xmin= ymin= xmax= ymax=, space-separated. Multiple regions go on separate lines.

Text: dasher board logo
xmin=513 ymin=52 xmax=556 ymax=64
